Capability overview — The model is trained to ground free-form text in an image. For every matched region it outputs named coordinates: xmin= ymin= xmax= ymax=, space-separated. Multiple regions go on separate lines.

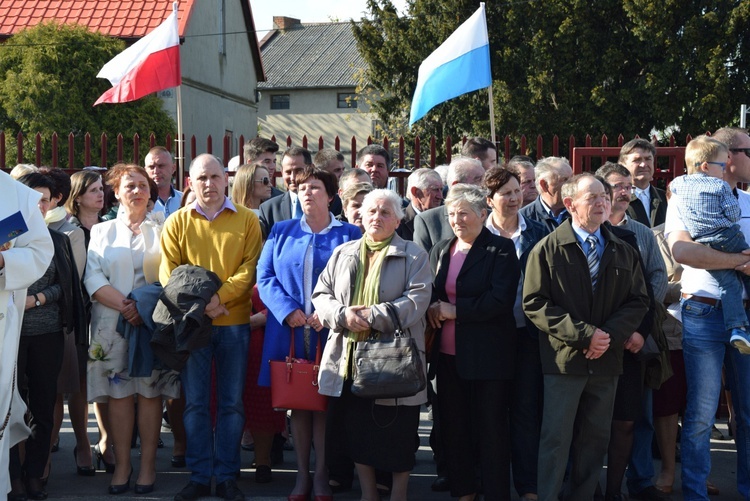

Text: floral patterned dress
xmin=84 ymin=213 xmax=180 ymax=402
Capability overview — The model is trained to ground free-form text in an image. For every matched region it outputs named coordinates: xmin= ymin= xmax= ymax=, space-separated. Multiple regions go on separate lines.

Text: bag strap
xmin=288 ymin=326 xmax=323 ymax=365
xmin=383 ymin=301 xmax=405 ymax=337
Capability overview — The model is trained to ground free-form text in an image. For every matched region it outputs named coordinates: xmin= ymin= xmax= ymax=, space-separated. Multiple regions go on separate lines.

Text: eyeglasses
xmin=254 ymin=177 xmax=270 ymax=185
xmin=730 ymin=148 xmax=750 ymax=158
xmin=612 ymin=183 xmax=635 ymax=193
xmin=695 ymin=161 xmax=727 ymax=171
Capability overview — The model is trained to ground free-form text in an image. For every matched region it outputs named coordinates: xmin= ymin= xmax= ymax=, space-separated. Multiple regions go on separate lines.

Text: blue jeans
xmin=698 ymin=224 xmax=750 ymax=330
xmin=681 ymin=299 xmax=750 ymax=500
xmin=626 ymin=388 xmax=655 ymax=494
xmin=182 ymin=324 xmax=249 ymax=485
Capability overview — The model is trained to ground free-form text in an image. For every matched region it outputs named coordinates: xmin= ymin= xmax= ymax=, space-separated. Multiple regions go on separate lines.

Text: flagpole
xmin=488 ymin=84 xmax=496 ymax=154
xmin=176 ymin=84 xmax=184 ymax=189
xmin=172 ymin=1 xmax=185 ymax=190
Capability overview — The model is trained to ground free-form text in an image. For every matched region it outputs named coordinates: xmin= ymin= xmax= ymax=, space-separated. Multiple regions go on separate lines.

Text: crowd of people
xmin=1 ymin=128 xmax=750 ymax=501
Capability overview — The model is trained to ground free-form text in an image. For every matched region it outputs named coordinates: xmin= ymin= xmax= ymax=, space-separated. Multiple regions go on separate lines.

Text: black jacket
xmin=151 ymin=265 xmax=223 ymax=370
xmin=429 ymin=227 xmax=521 ymax=380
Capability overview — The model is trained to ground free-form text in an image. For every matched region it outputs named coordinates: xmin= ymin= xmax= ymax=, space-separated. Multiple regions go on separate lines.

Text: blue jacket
xmin=257 ymin=218 xmax=361 ymax=386
xmin=117 ymin=283 xmax=163 ymax=377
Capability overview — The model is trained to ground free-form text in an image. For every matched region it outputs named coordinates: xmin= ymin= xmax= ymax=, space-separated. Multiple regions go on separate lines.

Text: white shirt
xmin=665 ymin=189 xmax=750 ymax=299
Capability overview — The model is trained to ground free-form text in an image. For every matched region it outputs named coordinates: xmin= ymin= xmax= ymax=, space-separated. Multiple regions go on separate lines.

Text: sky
xmin=249 ymin=0 xmax=408 ymax=38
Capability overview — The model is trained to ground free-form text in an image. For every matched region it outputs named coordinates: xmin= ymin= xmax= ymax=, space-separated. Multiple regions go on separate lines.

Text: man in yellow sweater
xmin=160 ymin=154 xmax=262 ymax=501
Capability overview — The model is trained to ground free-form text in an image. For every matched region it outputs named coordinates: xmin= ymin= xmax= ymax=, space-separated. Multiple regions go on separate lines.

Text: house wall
xmin=258 ymin=88 xmax=376 ymax=158
xmin=159 ymin=0 xmax=259 ymax=158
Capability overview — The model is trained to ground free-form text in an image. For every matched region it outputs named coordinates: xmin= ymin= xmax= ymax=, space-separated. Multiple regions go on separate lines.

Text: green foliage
xmin=353 ymin=0 xmax=750 ymax=159
xmin=0 ymin=21 xmax=175 ymax=168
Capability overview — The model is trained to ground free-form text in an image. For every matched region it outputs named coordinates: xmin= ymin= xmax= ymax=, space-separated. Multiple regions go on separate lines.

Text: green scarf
xmin=344 ymin=235 xmax=393 ymax=376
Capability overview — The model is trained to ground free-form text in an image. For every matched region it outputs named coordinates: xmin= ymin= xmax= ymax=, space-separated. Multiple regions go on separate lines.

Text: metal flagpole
xmin=173 ymin=1 xmax=185 ymax=189
xmin=488 ymin=84 xmax=496 ymax=154
xmin=176 ymin=84 xmax=184 ymax=189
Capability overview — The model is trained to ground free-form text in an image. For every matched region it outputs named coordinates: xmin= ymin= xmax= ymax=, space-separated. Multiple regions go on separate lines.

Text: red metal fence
xmin=1 ymin=131 xmax=697 ymax=188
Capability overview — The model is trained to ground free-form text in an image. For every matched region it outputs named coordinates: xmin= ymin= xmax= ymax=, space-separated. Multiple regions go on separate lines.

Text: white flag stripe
xmin=417 ymin=5 xmax=489 ymax=78
xmin=97 ymin=9 xmax=179 ymax=86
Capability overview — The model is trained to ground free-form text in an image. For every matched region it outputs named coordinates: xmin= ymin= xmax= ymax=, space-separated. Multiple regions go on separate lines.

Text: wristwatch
xmin=33 ymin=294 xmax=41 ymax=307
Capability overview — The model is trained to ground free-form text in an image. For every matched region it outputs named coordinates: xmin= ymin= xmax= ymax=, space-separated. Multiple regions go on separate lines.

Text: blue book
xmin=0 ymin=211 xmax=29 ymax=249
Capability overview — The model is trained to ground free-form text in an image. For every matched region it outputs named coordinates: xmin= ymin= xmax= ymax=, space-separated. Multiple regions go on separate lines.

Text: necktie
xmin=586 ymin=235 xmax=600 ymax=290
xmin=292 ymin=197 xmax=302 ymax=219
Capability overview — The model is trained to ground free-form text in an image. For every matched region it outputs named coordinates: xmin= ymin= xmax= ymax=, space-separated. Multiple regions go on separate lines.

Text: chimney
xmin=273 ymin=16 xmax=301 ymax=31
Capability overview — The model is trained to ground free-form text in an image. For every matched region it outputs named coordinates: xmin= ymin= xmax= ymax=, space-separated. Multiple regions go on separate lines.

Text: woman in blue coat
xmin=258 ymin=165 xmax=360 ymax=501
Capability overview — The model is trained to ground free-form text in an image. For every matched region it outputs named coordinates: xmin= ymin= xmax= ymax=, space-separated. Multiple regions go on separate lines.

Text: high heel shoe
xmin=288 ymin=489 xmax=311 ymax=501
xmin=94 ymin=443 xmax=116 ymax=474
xmin=134 ymin=482 xmax=155 ymax=494
xmin=108 ymin=465 xmax=132 ymax=495
xmin=74 ymin=446 xmax=96 ymax=476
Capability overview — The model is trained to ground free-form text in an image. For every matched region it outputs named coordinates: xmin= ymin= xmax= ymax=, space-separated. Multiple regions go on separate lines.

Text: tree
xmin=0 ymin=21 xmax=175 ymax=168
xmin=353 ymin=0 xmax=750 ymax=158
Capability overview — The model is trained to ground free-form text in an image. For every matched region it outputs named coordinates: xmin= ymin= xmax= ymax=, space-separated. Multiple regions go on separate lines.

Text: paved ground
xmin=42 ymin=406 xmax=743 ymax=500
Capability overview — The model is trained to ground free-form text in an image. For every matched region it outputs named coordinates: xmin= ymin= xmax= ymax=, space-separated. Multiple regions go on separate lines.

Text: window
xmin=271 ymin=94 xmax=290 ymax=110
xmin=337 ymin=93 xmax=357 ymax=109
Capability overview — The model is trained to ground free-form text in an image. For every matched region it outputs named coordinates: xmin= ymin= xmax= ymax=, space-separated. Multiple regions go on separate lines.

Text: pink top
xmin=440 ymin=242 xmax=468 ymax=355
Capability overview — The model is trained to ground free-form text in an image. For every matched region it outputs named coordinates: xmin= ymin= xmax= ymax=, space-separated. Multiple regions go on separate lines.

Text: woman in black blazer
xmin=427 ymin=184 xmax=521 ymax=501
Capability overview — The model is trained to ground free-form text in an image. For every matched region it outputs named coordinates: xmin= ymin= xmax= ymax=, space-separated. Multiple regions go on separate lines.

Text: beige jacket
xmin=311 ymin=234 xmax=432 ymax=406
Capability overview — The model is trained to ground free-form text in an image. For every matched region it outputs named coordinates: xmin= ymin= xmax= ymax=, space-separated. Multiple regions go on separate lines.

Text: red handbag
xmin=270 ymin=327 xmax=328 ymax=412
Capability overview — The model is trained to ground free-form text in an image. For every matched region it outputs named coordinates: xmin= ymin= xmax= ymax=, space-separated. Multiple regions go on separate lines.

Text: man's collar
xmin=191 ymin=196 xmax=236 ymax=221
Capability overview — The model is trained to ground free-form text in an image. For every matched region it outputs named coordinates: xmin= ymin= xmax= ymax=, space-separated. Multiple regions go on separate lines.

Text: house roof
xmin=0 ymin=0 xmax=265 ymax=80
xmin=257 ymin=21 xmax=363 ymax=90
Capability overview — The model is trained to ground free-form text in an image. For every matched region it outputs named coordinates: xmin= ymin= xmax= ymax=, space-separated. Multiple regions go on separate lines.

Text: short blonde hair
xmin=685 ymin=135 xmax=728 ymax=175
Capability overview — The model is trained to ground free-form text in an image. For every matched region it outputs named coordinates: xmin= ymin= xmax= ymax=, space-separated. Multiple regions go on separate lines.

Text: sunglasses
xmin=254 ymin=177 xmax=271 ymax=185
xmin=730 ymin=148 xmax=750 ymax=158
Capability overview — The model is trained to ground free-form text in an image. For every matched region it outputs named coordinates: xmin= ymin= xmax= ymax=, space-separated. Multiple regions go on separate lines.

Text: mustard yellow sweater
xmin=159 ymin=204 xmax=262 ymax=326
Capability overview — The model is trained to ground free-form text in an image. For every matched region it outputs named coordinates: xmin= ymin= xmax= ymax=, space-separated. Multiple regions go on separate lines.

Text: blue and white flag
xmin=409 ymin=3 xmax=491 ymax=125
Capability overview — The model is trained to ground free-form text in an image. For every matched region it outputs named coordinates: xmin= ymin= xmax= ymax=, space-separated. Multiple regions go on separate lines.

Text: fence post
xmin=536 ymin=135 xmax=543 ymax=160
xmin=504 ymin=135 xmax=511 ymax=162
xmin=414 ymin=136 xmax=420 ymax=169
xmin=100 ymin=133 xmax=107 ymax=167
xmin=552 ymin=135 xmax=559 ymax=157
xmin=16 ymin=132 xmax=23 ymax=165
xmin=318 ymin=136 xmax=324 ymax=150
xmin=445 ymin=135 xmax=452 ymax=164
xmin=335 ymin=136 xmax=340 ymax=152
xmin=0 ymin=131 xmax=5 ymax=170
xmin=430 ymin=136 xmax=436 ymax=168
xmin=133 ymin=133 xmax=140 ymax=165
xmin=398 ymin=136 xmax=404 ymax=168
xmin=35 ymin=133 xmax=41 ymax=166
xmin=84 ymin=133 xmax=91 ymax=167
xmin=568 ymin=136 xmax=576 ymax=164
xmin=68 ymin=133 xmax=75 ymax=169
xmin=238 ymin=134 xmax=245 ymax=164
xmin=520 ymin=135 xmax=527 ymax=156
xmin=117 ymin=134 xmax=123 ymax=164
xmin=302 ymin=135 xmax=308 ymax=149
xmin=351 ymin=136 xmax=356 ymax=167
xmin=207 ymin=135 xmax=213 ymax=155
xmin=601 ymin=134 xmax=608 ymax=165
xmin=51 ymin=132 xmax=58 ymax=168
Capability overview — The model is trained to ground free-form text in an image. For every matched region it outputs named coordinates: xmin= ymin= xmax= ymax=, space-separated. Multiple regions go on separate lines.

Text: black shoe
xmin=134 ymin=482 xmax=155 ymax=494
xmin=630 ymin=485 xmax=670 ymax=501
xmin=74 ymin=446 xmax=96 ymax=476
xmin=255 ymin=465 xmax=272 ymax=484
xmin=25 ymin=478 xmax=48 ymax=500
xmin=171 ymin=455 xmax=186 ymax=468
xmin=431 ymin=476 xmax=450 ymax=492
xmin=94 ymin=443 xmax=116 ymax=474
xmin=108 ymin=466 xmax=133 ymax=495
xmin=174 ymin=481 xmax=211 ymax=501
xmin=215 ymin=479 xmax=245 ymax=500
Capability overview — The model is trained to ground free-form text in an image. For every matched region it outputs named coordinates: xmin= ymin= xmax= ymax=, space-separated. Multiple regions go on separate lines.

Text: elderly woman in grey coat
xmin=312 ymin=189 xmax=432 ymax=501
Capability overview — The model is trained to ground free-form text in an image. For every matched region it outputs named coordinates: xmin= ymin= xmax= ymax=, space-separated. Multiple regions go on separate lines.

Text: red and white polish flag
xmin=94 ymin=5 xmax=181 ymax=105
